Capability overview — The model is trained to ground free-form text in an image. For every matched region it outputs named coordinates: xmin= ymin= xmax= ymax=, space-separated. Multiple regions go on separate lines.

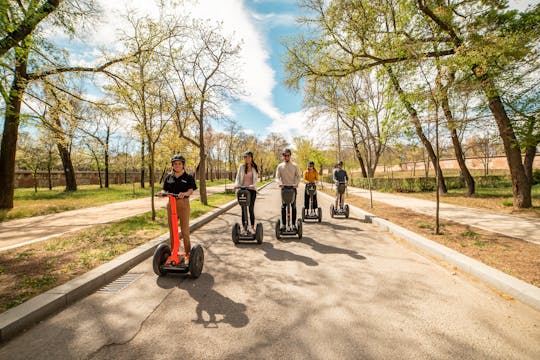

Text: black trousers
xmin=281 ymin=188 xmax=297 ymax=225
xmin=304 ymin=188 xmax=318 ymax=209
xmin=241 ymin=189 xmax=257 ymax=226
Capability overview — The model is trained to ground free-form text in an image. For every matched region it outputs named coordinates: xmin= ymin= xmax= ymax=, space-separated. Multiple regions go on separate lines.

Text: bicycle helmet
xmin=308 ymin=161 xmax=315 ymax=167
xmin=338 ymin=160 xmax=343 ymax=166
xmin=243 ymin=151 xmax=253 ymax=158
xmin=282 ymin=148 xmax=292 ymax=155
xmin=171 ymin=154 xmax=186 ymax=163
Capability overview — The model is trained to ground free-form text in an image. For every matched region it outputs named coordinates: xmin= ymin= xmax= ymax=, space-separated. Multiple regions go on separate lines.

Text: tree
xmin=16 ymin=132 xmax=47 ymax=192
xmin=40 ymin=81 xmax=82 ymax=191
xmin=78 ymin=103 xmax=121 ymax=188
xmin=107 ymin=13 xmax=175 ymax=220
xmin=168 ymin=19 xmax=242 ymax=205
xmin=0 ymin=0 xmax=137 ymax=208
xmin=285 ymin=0 xmax=539 ymax=207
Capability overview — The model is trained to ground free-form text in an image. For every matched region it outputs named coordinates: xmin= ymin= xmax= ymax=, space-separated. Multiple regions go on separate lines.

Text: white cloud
xmin=265 ymin=107 xmax=335 ymax=147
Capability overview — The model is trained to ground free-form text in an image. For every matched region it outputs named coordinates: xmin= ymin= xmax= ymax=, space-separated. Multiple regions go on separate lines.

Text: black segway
xmin=275 ymin=185 xmax=302 ymax=239
xmin=232 ymin=186 xmax=263 ymax=244
xmin=302 ymin=182 xmax=322 ymax=222
xmin=152 ymin=192 xmax=204 ymax=278
xmin=330 ymin=182 xmax=350 ymax=218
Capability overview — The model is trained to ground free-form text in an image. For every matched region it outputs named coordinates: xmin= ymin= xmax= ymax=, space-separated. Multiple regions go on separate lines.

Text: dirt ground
xmin=325 ymin=190 xmax=540 ymax=288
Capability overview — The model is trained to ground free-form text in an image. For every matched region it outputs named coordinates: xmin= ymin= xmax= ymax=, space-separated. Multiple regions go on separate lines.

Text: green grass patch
xmin=462 ymin=230 xmax=480 ymax=239
xmin=417 ymin=222 xmax=434 ymax=230
xmin=473 ymin=241 xmax=488 ymax=247
xmin=502 ymin=200 xmax=513 ymax=207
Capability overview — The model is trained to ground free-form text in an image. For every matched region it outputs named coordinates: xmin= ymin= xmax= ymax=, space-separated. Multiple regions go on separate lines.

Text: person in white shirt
xmin=235 ymin=151 xmax=259 ymax=234
xmin=274 ymin=148 xmax=302 ymax=230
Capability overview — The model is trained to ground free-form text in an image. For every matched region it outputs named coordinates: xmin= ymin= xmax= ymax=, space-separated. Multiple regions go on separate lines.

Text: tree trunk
xmin=140 ymin=136 xmax=145 ymax=188
xmin=474 ymin=70 xmax=532 ymax=208
xmin=33 ymin=168 xmax=38 ymax=193
xmin=0 ymin=45 xmax=29 ymax=209
xmin=149 ymin=147 xmax=156 ymax=221
xmin=104 ymin=126 xmax=110 ymax=188
xmin=352 ymin=137 xmax=368 ymax=178
xmin=57 ymin=142 xmax=77 ymax=191
xmin=47 ymin=149 xmax=53 ymax=190
xmin=524 ymin=143 xmax=537 ymax=186
xmin=199 ymin=147 xmax=208 ymax=205
xmin=386 ymin=66 xmax=447 ymax=193
xmin=439 ymin=77 xmax=475 ymax=196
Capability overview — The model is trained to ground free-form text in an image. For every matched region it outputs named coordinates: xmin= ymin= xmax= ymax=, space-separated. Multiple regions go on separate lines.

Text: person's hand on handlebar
xmin=293 ymin=184 xmax=298 ymax=189
xmin=279 ymin=184 xmax=284 ymax=188
xmin=177 ymin=192 xmax=189 ymax=199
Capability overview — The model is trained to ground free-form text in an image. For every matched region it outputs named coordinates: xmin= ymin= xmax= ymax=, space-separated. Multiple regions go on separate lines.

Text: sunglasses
xmin=283 ymin=154 xmax=290 ymax=157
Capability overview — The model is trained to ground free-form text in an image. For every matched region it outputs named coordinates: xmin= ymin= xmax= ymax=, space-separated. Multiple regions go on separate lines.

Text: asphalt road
xmin=1 ymin=183 xmax=539 ymax=359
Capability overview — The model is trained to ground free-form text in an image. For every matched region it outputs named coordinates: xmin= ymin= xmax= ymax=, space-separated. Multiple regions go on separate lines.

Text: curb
xmin=318 ymin=191 xmax=540 ymax=312
xmin=0 ymin=195 xmax=240 ymax=343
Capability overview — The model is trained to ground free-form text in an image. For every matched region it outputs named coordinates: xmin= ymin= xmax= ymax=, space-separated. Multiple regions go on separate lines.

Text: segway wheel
xmin=317 ymin=207 xmax=322 ymax=222
xmin=345 ymin=204 xmax=350 ymax=218
xmin=152 ymin=243 xmax=171 ymax=276
xmin=296 ymin=219 xmax=303 ymax=239
xmin=330 ymin=204 xmax=335 ymax=219
xmin=189 ymin=244 xmax=204 ymax=279
xmin=301 ymin=207 xmax=305 ymax=221
xmin=275 ymin=219 xmax=281 ymax=240
xmin=256 ymin=223 xmax=263 ymax=244
xmin=232 ymin=223 xmax=240 ymax=244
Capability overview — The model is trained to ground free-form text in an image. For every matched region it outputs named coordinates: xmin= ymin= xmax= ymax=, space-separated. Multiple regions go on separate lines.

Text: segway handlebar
xmin=155 ymin=191 xmax=190 ymax=199
xmin=280 ymin=184 xmax=297 ymax=189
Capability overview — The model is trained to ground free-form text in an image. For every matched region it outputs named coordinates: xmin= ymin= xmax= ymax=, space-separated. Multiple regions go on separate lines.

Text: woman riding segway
xmin=302 ymin=161 xmax=322 ymax=222
xmin=232 ymin=151 xmax=263 ymax=243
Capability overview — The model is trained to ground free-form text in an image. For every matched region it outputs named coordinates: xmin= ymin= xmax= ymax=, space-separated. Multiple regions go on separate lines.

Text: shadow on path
xmin=260 ymin=241 xmax=318 ymax=266
xmin=181 ymin=273 xmax=249 ymax=328
xmin=298 ymin=236 xmax=366 ymax=260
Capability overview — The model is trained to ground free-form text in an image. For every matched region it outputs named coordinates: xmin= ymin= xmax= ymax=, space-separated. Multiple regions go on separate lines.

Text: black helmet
xmin=282 ymin=148 xmax=292 ymax=155
xmin=308 ymin=161 xmax=315 ymax=166
xmin=338 ymin=160 xmax=343 ymax=166
xmin=243 ymin=151 xmax=253 ymax=158
xmin=171 ymin=154 xmax=185 ymax=163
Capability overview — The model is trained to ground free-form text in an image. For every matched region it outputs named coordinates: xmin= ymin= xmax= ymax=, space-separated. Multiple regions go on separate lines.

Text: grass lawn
xmin=0 ymin=192 xmax=235 ymax=313
xmin=0 ymin=184 xmax=151 ymax=222
xmin=0 ymin=180 xmax=238 ymax=222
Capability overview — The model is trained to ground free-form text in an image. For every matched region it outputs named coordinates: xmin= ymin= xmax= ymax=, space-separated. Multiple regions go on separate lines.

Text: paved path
xmin=0 ymin=184 xmax=230 ymax=252
xmin=323 ymin=182 xmax=540 ymax=245
xmin=1 ymin=182 xmax=538 ymax=359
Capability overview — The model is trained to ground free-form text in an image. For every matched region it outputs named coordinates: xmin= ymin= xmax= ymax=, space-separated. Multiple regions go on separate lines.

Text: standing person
xmin=235 ymin=151 xmax=259 ymax=235
xmin=333 ymin=160 xmax=349 ymax=207
xmin=275 ymin=148 xmax=302 ymax=230
xmin=303 ymin=161 xmax=319 ymax=210
xmin=159 ymin=154 xmax=197 ymax=264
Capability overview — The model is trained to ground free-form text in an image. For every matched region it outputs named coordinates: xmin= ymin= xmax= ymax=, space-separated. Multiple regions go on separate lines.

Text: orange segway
xmin=153 ymin=192 xmax=204 ymax=278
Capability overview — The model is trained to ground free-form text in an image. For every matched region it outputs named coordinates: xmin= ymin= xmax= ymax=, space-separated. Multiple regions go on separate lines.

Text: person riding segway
xmin=232 ymin=151 xmax=263 ymax=244
xmin=274 ymin=148 xmax=303 ymax=239
xmin=153 ymin=154 xmax=204 ymax=278
xmin=302 ymin=161 xmax=322 ymax=222
xmin=330 ymin=160 xmax=350 ymax=218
